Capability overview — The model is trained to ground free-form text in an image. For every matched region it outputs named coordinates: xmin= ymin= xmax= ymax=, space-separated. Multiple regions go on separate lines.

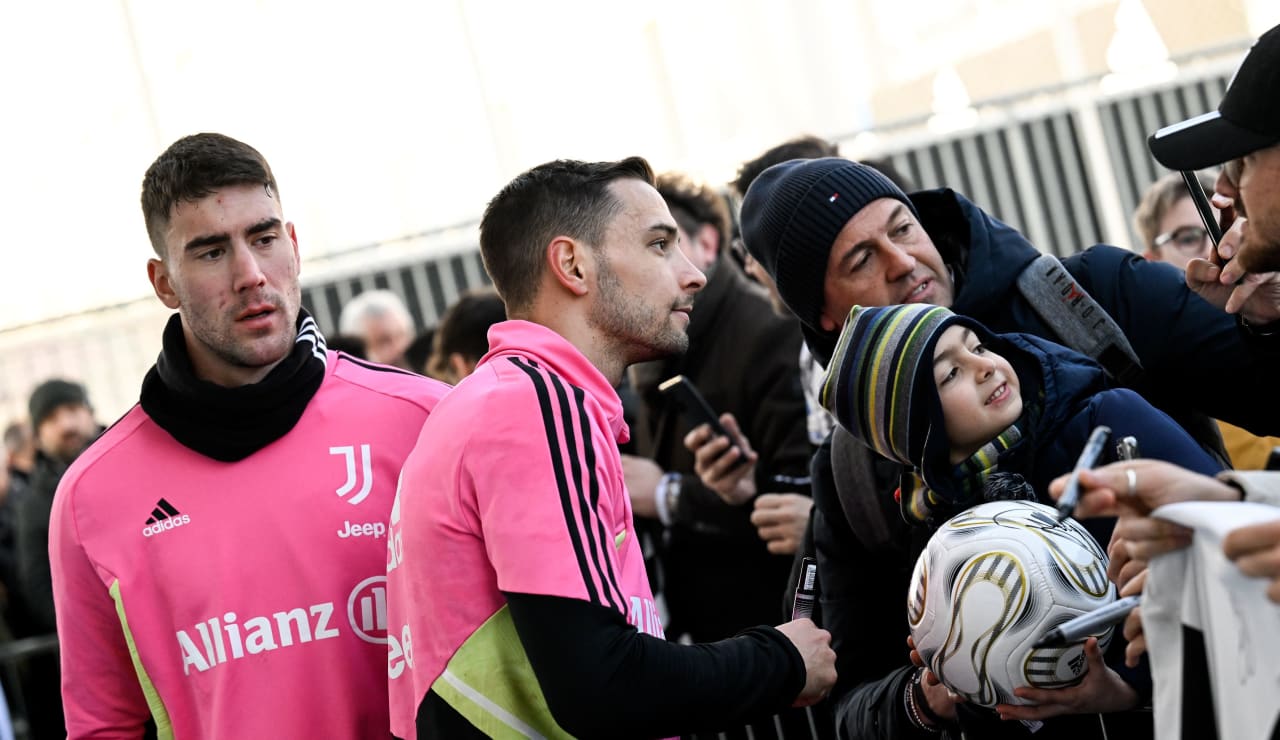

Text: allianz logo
xmin=177 ymin=576 xmax=389 ymax=675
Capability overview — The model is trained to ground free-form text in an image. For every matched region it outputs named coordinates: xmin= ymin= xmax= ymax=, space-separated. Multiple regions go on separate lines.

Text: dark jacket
xmin=13 ymin=450 xmax=70 ymax=634
xmin=629 ymin=253 xmax=811 ymax=641
xmin=815 ymin=191 xmax=1234 ymax=739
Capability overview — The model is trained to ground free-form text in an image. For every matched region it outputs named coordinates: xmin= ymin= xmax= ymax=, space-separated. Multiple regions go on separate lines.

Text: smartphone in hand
xmin=659 ymin=375 xmax=748 ymax=470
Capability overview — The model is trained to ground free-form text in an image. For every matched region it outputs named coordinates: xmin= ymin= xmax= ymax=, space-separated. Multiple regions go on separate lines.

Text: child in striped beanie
xmin=820 ymin=303 xmax=1222 ymax=526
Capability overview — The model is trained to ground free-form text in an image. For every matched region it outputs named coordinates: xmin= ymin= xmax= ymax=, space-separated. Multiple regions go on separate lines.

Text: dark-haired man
xmin=50 ymin=133 xmax=449 ymax=738
xmin=387 ymin=157 xmax=835 ymax=739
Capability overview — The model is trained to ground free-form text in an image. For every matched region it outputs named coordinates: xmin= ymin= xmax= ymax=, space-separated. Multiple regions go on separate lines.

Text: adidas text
xmin=143 ymin=514 xmax=191 ymax=537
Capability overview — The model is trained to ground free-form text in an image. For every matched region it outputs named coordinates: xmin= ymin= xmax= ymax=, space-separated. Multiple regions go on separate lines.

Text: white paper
xmin=1145 ymin=501 xmax=1280 ymax=740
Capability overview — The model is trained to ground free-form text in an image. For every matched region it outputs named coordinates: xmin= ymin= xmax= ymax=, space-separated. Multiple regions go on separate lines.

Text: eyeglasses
xmin=1153 ymin=225 xmax=1211 ymax=254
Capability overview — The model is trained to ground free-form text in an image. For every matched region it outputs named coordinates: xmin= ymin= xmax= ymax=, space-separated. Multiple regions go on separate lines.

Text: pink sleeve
xmin=50 ymin=475 xmax=152 ymax=739
xmin=469 ymin=378 xmax=628 ymax=615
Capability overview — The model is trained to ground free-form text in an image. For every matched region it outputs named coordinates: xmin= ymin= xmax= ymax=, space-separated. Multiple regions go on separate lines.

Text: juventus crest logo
xmin=330 ymin=444 xmax=374 ymax=505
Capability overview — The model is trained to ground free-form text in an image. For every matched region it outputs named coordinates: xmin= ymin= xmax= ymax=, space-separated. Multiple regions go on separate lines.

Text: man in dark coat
xmin=735 ymin=157 xmax=1278 ymax=738
xmin=11 ymin=379 xmax=100 ymax=739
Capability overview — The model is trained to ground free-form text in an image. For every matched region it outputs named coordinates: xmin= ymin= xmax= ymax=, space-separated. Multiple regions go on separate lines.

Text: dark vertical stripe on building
xmin=509 ymin=358 xmax=603 ymax=607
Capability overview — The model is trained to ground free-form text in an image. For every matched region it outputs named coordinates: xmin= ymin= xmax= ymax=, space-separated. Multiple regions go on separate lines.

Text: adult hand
xmin=620 ymin=454 xmax=663 ymax=519
xmin=1119 ymin=571 xmax=1148 ymax=668
xmin=1187 ymin=257 xmax=1280 ymax=325
xmin=996 ymin=638 xmax=1138 ymax=721
xmin=1049 ymin=461 xmax=1238 ymax=562
xmin=750 ymin=494 xmax=812 ymax=554
xmin=684 ymin=413 xmax=758 ymax=505
xmin=1107 ymin=533 xmax=1147 ymax=591
xmin=775 ymin=618 xmax=837 ymax=707
xmin=1224 ymin=519 xmax=1280 ymax=603
xmin=1050 ymin=460 xmax=1216 ymax=519
xmin=1186 ymin=207 xmax=1280 ymax=324
xmin=1213 ymin=192 xmax=1280 ymax=277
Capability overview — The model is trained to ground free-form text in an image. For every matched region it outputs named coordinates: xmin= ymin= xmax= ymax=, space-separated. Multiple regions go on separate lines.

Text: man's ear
xmin=147 ymin=258 xmax=181 ymax=310
xmin=546 ymin=236 xmax=591 ymax=297
xmin=287 ymin=222 xmax=301 ymax=273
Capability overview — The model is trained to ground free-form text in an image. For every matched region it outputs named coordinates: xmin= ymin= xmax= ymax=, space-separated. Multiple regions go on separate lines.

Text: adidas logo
xmin=142 ymin=498 xmax=191 ymax=537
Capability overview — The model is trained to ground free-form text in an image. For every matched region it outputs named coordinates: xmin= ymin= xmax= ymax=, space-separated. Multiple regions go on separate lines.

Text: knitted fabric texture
xmin=820 ymin=303 xmax=958 ymax=467
xmin=739 ymin=158 xmax=918 ymax=331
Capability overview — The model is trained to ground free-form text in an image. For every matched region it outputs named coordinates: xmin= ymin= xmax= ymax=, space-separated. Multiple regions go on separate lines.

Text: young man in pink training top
xmin=386 ymin=157 xmax=837 ymax=739
xmin=50 ymin=133 xmax=449 ymax=738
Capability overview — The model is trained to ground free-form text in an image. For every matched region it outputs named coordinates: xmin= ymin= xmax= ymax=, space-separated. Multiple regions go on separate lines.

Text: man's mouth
xmin=237 ymin=304 xmax=276 ymax=322
xmin=906 ymin=279 xmax=931 ymax=301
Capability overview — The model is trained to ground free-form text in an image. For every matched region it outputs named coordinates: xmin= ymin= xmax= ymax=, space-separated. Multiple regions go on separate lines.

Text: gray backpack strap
xmin=1015 ymin=254 xmax=1144 ymax=385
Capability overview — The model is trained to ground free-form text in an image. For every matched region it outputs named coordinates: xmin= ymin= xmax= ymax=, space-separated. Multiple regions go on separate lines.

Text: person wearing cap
xmin=1149 ymin=23 xmax=1280 ymax=294
xmin=1040 ymin=23 xmax=1280 ymax=690
xmin=736 ymin=151 xmax=1277 ymax=736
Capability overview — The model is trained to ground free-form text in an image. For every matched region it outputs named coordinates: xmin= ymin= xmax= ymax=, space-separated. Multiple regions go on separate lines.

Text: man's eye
xmin=652 ymin=238 xmax=668 ymax=251
xmin=256 ymin=235 xmax=277 ymax=247
xmin=199 ymin=248 xmax=224 ymax=261
xmin=850 ymin=250 xmax=871 ymax=271
xmin=893 ymin=222 xmax=912 ymax=237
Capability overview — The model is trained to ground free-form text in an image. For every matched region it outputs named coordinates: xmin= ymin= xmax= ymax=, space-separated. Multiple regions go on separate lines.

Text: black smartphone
xmin=658 ymin=375 xmax=748 ymax=469
xmin=1181 ymin=170 xmax=1223 ymax=248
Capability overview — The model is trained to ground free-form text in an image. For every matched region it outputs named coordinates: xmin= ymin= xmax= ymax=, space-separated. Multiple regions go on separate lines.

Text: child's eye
xmin=972 ymin=344 xmax=986 ymax=354
xmin=939 ymin=367 xmax=958 ymax=385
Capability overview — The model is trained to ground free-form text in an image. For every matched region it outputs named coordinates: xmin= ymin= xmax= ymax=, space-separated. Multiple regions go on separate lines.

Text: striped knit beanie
xmin=739 ymin=158 xmax=918 ymax=332
xmin=819 ymin=304 xmax=964 ymax=467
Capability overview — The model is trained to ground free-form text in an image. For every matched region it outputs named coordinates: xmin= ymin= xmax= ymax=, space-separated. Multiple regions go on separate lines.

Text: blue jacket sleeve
xmin=1086 ymin=389 xmax=1224 ymax=477
xmin=1069 ymin=246 xmax=1280 ymax=437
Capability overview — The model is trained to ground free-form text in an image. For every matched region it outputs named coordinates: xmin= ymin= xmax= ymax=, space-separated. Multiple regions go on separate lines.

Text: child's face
xmin=931 ymin=324 xmax=1023 ymax=463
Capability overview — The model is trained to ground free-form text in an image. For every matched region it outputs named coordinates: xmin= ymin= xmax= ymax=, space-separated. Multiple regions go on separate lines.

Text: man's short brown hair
xmin=479 ymin=157 xmax=655 ymax=314
xmin=140 ymin=133 xmax=279 ymax=258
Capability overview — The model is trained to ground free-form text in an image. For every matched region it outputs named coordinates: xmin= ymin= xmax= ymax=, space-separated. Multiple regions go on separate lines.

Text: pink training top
xmin=51 ymin=353 xmax=446 ymax=739
xmin=387 ymin=320 xmax=664 ymax=739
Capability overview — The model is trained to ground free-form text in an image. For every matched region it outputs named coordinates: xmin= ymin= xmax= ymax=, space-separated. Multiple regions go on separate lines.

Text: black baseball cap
xmin=1149 ymin=23 xmax=1280 ymax=171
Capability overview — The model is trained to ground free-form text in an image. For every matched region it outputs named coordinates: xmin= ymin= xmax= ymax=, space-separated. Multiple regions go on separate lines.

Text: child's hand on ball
xmin=995 ymin=638 xmax=1138 ymax=721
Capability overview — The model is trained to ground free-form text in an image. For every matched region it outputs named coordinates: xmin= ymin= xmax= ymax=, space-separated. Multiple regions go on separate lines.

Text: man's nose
xmin=883 ymin=242 xmax=916 ymax=279
xmin=230 ymin=242 xmax=267 ymax=290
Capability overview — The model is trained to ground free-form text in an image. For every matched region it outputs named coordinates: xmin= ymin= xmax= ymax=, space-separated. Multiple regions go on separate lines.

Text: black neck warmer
xmin=140 ymin=310 xmax=328 ymax=462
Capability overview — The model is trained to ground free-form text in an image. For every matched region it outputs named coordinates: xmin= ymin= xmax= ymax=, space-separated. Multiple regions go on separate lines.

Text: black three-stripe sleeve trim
xmin=571 ymin=384 xmax=626 ymax=609
xmin=508 ymin=357 xmax=617 ymax=611
xmin=547 ymin=371 xmax=626 ymax=612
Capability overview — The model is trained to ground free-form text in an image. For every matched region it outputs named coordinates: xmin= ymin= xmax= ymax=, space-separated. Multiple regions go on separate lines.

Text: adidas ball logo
xmin=142 ymin=498 xmax=191 ymax=537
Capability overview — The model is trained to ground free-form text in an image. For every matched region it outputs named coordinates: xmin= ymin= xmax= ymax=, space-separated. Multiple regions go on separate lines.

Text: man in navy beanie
xmin=732 ymin=152 xmax=1280 ymax=738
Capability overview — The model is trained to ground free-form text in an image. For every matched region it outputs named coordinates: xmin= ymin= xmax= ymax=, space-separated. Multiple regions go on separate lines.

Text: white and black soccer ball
xmin=907 ymin=500 xmax=1116 ymax=707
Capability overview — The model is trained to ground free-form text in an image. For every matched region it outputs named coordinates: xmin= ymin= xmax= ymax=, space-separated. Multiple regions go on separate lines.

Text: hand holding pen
xmin=1055 ymin=426 xmax=1111 ymax=521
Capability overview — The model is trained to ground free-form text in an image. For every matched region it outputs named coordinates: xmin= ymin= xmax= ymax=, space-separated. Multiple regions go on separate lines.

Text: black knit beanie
xmin=29 ymin=379 xmax=89 ymax=430
xmin=739 ymin=157 xmax=918 ymax=332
